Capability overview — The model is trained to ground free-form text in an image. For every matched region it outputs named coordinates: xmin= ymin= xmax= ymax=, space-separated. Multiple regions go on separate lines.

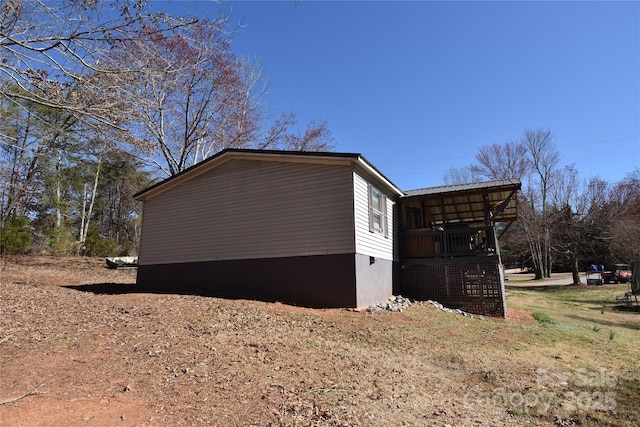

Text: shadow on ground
xmin=504 ymin=284 xmax=572 ymax=292
xmin=63 ymin=283 xmax=289 ymax=305
xmin=612 ymin=304 xmax=640 ymax=314
xmin=63 ymin=283 xmax=138 ymax=295
xmin=565 ymin=312 xmax=640 ymax=331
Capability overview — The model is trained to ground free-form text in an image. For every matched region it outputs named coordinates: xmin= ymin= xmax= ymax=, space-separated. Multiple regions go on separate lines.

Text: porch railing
xmin=401 ymin=226 xmax=496 ymax=258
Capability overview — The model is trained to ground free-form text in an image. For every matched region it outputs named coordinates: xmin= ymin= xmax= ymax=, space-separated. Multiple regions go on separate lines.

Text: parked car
xmin=602 ymin=264 xmax=632 ymax=284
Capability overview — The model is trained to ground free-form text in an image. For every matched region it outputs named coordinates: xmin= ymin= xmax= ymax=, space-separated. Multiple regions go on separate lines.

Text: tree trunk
xmin=81 ymin=158 xmax=102 ymax=243
xmin=55 ymin=154 xmax=63 ymax=228
xmin=529 ymin=236 xmax=544 ymax=280
xmin=572 ymin=255 xmax=581 ymax=285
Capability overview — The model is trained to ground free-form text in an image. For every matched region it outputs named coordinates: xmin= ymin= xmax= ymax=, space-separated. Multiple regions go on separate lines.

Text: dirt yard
xmin=1 ymin=256 xmax=637 ymax=426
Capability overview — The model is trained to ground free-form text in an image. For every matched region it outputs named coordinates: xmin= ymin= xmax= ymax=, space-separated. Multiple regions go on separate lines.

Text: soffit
xmin=403 ymin=179 xmax=521 ymax=225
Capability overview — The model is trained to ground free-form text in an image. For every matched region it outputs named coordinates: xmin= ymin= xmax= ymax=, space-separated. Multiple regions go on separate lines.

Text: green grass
xmin=503 ymin=283 xmax=639 ymax=424
xmin=531 ymin=311 xmax=555 ymax=324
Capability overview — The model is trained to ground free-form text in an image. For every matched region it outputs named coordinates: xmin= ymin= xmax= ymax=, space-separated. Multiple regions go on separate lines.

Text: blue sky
xmin=158 ymin=0 xmax=639 ymax=191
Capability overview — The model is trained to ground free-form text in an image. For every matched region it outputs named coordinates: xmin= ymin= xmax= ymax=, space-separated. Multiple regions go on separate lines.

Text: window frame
xmin=368 ymin=184 xmax=388 ymax=238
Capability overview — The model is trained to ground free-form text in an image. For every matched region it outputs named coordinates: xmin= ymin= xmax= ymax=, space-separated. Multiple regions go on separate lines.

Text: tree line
xmin=445 ymin=129 xmax=640 ymax=282
xmin=1 ymin=1 xmax=638 ymax=278
xmin=1 ymin=0 xmax=333 ymax=256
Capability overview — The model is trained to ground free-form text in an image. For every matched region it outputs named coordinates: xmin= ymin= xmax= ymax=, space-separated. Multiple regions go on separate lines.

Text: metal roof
xmin=403 ymin=179 xmax=521 ymax=225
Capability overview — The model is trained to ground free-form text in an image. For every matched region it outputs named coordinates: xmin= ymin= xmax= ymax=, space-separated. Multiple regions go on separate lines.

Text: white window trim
xmin=368 ymin=184 xmax=388 ymax=238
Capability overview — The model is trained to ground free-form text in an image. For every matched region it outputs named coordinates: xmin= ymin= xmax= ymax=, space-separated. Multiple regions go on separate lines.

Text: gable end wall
xmin=138 ymin=159 xmax=357 ymax=266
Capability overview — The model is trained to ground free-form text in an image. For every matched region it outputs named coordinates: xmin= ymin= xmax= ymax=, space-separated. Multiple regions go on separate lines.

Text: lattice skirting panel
xmin=401 ymin=262 xmax=506 ymax=317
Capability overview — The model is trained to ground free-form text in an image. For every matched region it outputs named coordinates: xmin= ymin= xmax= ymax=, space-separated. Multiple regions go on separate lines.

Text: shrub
xmin=45 ymin=225 xmax=78 ymax=255
xmin=82 ymin=230 xmax=117 ymax=257
xmin=0 ymin=216 xmax=32 ymax=254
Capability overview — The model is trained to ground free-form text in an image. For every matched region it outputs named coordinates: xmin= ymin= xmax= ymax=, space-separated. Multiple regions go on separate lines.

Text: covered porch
xmin=398 ymin=179 xmax=521 ymax=317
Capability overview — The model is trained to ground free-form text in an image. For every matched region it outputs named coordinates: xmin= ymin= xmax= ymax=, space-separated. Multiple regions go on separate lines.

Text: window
xmin=368 ymin=184 xmax=388 ymax=237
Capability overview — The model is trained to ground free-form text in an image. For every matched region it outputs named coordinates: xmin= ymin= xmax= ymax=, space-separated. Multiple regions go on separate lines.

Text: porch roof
xmin=403 ymin=179 xmax=521 ymax=225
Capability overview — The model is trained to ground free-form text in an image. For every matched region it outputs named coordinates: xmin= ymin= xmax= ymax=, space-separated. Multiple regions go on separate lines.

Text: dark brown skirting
xmin=136 ymin=253 xmax=357 ymax=308
xmin=401 ymin=261 xmax=506 ymax=317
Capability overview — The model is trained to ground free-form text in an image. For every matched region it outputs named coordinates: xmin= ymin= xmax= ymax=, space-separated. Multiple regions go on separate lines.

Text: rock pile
xmin=426 ymin=300 xmax=480 ymax=318
xmin=368 ymin=295 xmax=412 ymax=313
xmin=368 ymin=296 xmax=484 ymax=320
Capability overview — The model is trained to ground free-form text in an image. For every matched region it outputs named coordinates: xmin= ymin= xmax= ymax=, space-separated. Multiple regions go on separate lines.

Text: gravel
xmin=369 ymin=295 xmax=484 ymax=320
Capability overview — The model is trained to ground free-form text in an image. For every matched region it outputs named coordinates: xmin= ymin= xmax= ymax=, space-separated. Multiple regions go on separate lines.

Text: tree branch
xmin=0 ymin=383 xmax=45 ymax=406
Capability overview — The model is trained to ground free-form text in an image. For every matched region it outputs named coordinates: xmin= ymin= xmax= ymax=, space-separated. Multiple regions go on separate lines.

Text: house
xmin=134 ymin=149 xmax=520 ymax=316
xmin=133 ymin=149 xmax=404 ymax=309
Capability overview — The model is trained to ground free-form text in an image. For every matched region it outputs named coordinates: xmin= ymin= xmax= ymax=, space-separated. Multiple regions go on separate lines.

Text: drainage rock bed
xmin=369 ymin=296 xmax=483 ymax=319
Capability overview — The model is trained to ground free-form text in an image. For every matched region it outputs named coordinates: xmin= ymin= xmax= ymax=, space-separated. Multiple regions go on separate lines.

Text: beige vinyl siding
xmin=138 ymin=159 xmax=356 ymax=265
xmin=353 ymin=171 xmax=395 ymax=261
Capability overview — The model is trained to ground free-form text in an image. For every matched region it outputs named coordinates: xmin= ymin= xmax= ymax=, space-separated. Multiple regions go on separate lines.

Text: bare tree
xmin=443 ymin=140 xmax=529 ymax=185
xmin=0 ymin=0 xmax=195 ymax=128
xmin=260 ymin=113 xmax=333 ymax=152
xmin=103 ymin=15 xmax=333 ymax=177
xmin=521 ymin=128 xmax=559 ymax=279
xmin=548 ymin=165 xmax=609 ymax=284
xmin=465 ymin=130 xmax=639 ymax=280
xmin=470 ymin=140 xmax=530 ymax=181
xmin=2 ymin=1 xmax=334 ymax=181
xmin=608 ymin=169 xmax=640 ymax=262
xmin=442 ymin=165 xmax=477 ymax=185
xmin=102 ymin=15 xmax=248 ymax=175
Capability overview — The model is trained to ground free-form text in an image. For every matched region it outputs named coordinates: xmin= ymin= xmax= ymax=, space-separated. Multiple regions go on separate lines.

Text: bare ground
xmin=0 ymin=256 xmax=636 ymax=426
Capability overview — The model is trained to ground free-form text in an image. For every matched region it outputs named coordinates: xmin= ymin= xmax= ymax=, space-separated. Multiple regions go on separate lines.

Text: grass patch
xmin=503 ymin=283 xmax=640 ymax=425
xmin=531 ymin=311 xmax=555 ymax=324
